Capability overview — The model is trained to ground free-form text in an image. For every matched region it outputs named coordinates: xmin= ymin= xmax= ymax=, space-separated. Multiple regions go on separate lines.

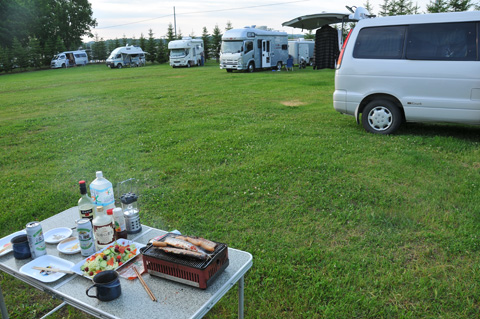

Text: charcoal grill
xmin=141 ymin=233 xmax=229 ymax=289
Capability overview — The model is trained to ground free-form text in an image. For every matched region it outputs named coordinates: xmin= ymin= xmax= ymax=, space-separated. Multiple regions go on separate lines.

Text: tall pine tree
xmin=201 ymin=27 xmax=210 ymax=61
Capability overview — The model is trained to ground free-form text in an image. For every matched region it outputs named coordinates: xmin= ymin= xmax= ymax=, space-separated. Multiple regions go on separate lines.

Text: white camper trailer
xmin=51 ymin=50 xmax=88 ymax=68
xmin=106 ymin=45 xmax=146 ymax=69
xmin=168 ymin=38 xmax=204 ymax=67
xmin=288 ymin=39 xmax=314 ymax=67
xmin=220 ymin=26 xmax=289 ymax=72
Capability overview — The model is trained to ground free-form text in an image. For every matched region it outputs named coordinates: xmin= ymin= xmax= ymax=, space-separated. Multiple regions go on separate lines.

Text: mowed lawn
xmin=1 ymin=62 xmax=480 ymax=318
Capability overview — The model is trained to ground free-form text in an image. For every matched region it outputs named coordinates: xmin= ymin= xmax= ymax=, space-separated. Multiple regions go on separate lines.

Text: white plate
xmin=0 ymin=230 xmax=27 ymax=257
xmin=44 ymin=227 xmax=73 ymax=244
xmin=19 ymin=255 xmax=75 ymax=283
xmin=71 ymin=239 xmax=144 ymax=278
xmin=57 ymin=237 xmax=80 ymax=254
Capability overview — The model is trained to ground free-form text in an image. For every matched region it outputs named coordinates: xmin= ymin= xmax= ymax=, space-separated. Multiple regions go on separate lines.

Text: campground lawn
xmin=1 ymin=62 xmax=480 ymax=318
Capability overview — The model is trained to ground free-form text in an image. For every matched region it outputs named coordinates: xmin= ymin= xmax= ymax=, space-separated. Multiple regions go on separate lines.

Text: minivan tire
xmin=362 ymin=99 xmax=402 ymax=134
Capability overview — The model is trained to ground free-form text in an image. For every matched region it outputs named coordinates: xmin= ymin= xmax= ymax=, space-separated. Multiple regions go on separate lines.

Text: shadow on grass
xmin=398 ymin=122 xmax=480 ymax=141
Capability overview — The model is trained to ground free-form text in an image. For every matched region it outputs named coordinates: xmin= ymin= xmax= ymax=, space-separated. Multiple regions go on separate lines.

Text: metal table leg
xmin=238 ymin=275 xmax=244 ymax=319
xmin=0 ymin=282 xmax=9 ymax=319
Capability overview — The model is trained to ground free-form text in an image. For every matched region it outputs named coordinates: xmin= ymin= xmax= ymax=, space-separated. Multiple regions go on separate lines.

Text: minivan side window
xmin=406 ymin=22 xmax=476 ymax=61
xmin=353 ymin=26 xmax=406 ymax=59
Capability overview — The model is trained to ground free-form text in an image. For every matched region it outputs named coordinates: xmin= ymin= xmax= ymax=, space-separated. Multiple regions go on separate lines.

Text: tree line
xmin=1 ymin=0 xmax=479 ymax=73
xmin=0 ymin=0 xmax=96 ymax=71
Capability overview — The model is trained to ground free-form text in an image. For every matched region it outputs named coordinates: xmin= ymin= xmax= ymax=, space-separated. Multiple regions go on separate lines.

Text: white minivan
xmin=334 ymin=11 xmax=480 ymax=134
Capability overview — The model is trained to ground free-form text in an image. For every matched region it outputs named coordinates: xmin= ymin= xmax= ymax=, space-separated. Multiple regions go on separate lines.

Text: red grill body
xmin=141 ymin=234 xmax=229 ymax=289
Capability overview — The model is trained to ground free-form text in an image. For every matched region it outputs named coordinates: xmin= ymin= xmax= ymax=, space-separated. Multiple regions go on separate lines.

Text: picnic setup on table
xmin=0 ymin=171 xmax=252 ymax=319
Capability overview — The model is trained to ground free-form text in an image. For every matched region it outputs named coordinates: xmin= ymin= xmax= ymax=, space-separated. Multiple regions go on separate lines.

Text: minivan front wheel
xmin=362 ymin=100 xmax=402 ymax=134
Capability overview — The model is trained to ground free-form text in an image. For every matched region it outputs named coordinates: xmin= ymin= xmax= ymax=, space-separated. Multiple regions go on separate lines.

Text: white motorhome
xmin=106 ymin=45 xmax=146 ymax=69
xmin=51 ymin=50 xmax=88 ymax=68
xmin=288 ymin=39 xmax=314 ymax=67
xmin=168 ymin=38 xmax=204 ymax=67
xmin=334 ymin=10 xmax=480 ymax=134
xmin=220 ymin=26 xmax=289 ymax=72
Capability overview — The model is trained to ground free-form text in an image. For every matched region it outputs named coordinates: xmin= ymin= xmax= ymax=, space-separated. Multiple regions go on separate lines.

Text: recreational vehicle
xmin=51 ymin=50 xmax=88 ymax=68
xmin=168 ymin=38 xmax=204 ymax=67
xmin=106 ymin=45 xmax=146 ymax=69
xmin=288 ymin=39 xmax=314 ymax=67
xmin=220 ymin=26 xmax=289 ymax=72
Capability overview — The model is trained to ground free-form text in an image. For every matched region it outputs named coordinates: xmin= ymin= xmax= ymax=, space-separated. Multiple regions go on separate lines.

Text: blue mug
xmin=11 ymin=234 xmax=31 ymax=260
xmin=86 ymin=270 xmax=121 ymax=301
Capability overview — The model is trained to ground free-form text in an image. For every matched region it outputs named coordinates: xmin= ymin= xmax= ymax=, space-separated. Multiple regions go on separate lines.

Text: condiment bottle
xmin=78 ymin=180 xmax=96 ymax=222
xmin=112 ymin=207 xmax=128 ymax=239
xmin=92 ymin=206 xmax=115 ymax=250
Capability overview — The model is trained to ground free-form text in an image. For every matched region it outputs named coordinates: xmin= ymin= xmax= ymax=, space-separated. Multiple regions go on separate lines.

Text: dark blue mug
xmin=86 ymin=270 xmax=121 ymax=301
xmin=11 ymin=234 xmax=31 ymax=260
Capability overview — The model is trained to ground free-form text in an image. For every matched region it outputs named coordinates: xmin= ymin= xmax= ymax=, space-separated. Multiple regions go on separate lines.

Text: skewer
xmin=133 ymin=266 xmax=156 ymax=302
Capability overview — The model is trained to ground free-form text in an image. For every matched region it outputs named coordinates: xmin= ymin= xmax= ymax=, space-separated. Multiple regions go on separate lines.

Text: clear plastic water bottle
xmin=89 ymin=171 xmax=115 ymax=211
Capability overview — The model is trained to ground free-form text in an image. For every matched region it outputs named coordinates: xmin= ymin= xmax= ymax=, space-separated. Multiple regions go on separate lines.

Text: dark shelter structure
xmin=314 ymin=25 xmax=340 ymax=69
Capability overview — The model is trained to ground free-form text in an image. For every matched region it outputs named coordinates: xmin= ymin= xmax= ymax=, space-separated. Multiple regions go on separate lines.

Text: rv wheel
xmin=117 ymin=64 xmax=122 ymax=69
xmin=247 ymin=62 xmax=255 ymax=73
xmin=62 ymin=63 xmax=66 ymax=68
xmin=187 ymin=62 xmax=191 ymax=68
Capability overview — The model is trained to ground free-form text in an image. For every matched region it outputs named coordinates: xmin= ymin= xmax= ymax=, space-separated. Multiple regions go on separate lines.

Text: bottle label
xmin=93 ymin=223 xmax=115 ymax=246
xmin=90 ymin=185 xmax=115 ymax=206
xmin=114 ymin=217 xmax=127 ymax=232
xmin=80 ymin=208 xmax=94 ymax=219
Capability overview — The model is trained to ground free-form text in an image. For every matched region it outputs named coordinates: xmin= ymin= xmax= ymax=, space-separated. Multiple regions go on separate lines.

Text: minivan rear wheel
xmin=362 ymin=100 xmax=402 ymax=134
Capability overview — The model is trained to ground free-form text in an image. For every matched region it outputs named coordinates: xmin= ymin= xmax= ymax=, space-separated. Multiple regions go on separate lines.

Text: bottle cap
xmin=96 ymin=171 xmax=103 ymax=178
xmin=107 ymin=209 xmax=113 ymax=215
xmin=97 ymin=206 xmax=104 ymax=212
xmin=113 ymin=207 xmax=122 ymax=214
xmin=79 ymin=180 xmax=87 ymax=194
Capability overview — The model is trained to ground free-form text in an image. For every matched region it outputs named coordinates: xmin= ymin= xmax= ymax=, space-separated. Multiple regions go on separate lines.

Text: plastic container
xmin=89 ymin=171 xmax=115 ymax=211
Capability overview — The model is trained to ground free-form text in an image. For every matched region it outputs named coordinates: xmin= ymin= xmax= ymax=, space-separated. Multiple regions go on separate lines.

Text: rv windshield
xmin=170 ymin=49 xmax=188 ymax=57
xmin=221 ymin=41 xmax=243 ymax=54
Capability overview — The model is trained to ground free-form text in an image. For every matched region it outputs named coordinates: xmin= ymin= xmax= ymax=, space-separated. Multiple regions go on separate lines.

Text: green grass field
xmin=1 ymin=62 xmax=480 ymax=318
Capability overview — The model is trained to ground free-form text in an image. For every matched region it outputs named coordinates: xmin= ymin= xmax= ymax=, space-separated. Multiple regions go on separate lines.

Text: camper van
xmin=334 ymin=10 xmax=480 ymax=134
xmin=51 ymin=51 xmax=88 ymax=68
xmin=288 ymin=39 xmax=314 ymax=67
xmin=168 ymin=38 xmax=204 ymax=67
xmin=220 ymin=26 xmax=289 ymax=72
xmin=106 ymin=45 xmax=146 ymax=69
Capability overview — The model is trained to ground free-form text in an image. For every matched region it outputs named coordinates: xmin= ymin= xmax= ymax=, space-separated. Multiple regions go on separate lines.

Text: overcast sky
xmin=85 ymin=0 xmax=433 ymax=41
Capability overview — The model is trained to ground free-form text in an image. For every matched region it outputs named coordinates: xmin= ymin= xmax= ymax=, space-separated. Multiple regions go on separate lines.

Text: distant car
xmin=334 ymin=10 xmax=480 ymax=134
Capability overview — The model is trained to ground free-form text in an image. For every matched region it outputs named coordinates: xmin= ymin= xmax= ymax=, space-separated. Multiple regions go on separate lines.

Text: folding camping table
xmin=0 ymin=207 xmax=253 ymax=318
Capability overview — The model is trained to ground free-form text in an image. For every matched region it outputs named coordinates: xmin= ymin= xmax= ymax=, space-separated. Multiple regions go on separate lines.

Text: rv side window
xmin=353 ymin=26 xmax=406 ymax=59
xmin=257 ymin=40 xmax=262 ymax=49
xmin=282 ymin=44 xmax=288 ymax=50
xmin=245 ymin=41 xmax=253 ymax=53
xmin=406 ymin=22 xmax=476 ymax=61
xmin=115 ymin=54 xmax=121 ymax=59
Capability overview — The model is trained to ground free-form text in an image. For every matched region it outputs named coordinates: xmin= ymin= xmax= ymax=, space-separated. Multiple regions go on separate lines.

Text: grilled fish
xmin=176 ymin=235 xmax=217 ymax=252
xmin=157 ymin=247 xmax=209 ymax=260
xmin=164 ymin=236 xmax=202 ymax=252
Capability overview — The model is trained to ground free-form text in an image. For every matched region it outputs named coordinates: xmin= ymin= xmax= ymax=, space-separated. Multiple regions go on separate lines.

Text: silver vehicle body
xmin=334 ymin=10 xmax=480 ymax=133
xmin=220 ymin=26 xmax=289 ymax=72
xmin=168 ymin=38 xmax=204 ymax=67
xmin=51 ymin=50 xmax=88 ymax=68
xmin=288 ymin=39 xmax=314 ymax=65
xmin=106 ymin=45 xmax=146 ymax=69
